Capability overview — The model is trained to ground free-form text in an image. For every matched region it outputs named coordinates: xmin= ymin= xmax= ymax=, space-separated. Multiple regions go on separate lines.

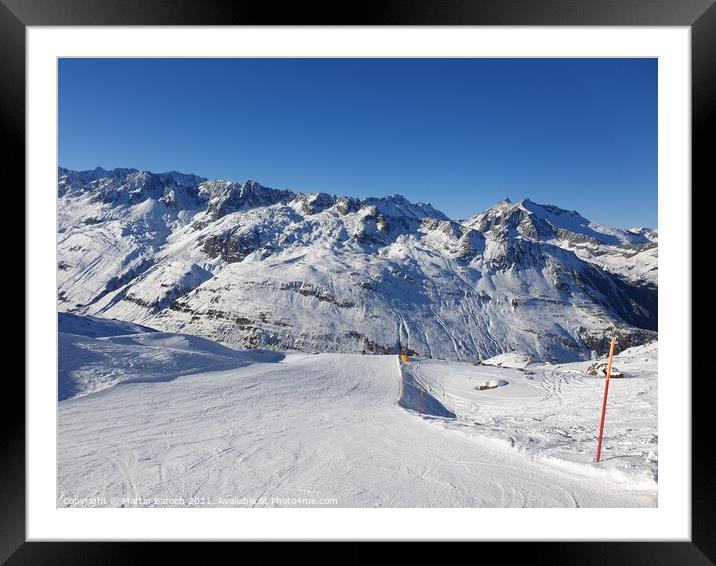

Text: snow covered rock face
xmin=466 ymin=198 xmax=658 ymax=287
xmin=57 ymin=167 xmax=657 ymax=362
xmin=58 ymin=167 xmax=207 ymax=208
xmin=202 ymin=179 xmax=296 ymax=220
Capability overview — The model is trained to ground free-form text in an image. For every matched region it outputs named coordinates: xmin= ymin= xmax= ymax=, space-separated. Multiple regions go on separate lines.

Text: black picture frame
xmin=6 ymin=0 xmax=711 ymax=562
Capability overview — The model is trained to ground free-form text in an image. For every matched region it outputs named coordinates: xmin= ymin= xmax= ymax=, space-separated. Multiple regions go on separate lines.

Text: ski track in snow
xmin=58 ymin=341 xmax=657 ymax=508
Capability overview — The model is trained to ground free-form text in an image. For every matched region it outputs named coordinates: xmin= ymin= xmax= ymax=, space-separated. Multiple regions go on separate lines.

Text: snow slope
xmin=402 ymin=341 xmax=658 ymax=488
xmin=59 ymin=312 xmax=158 ymax=337
xmin=57 ymin=167 xmax=657 ymax=363
xmin=58 ymin=316 xmax=656 ymax=508
xmin=58 ymin=313 xmax=282 ymax=400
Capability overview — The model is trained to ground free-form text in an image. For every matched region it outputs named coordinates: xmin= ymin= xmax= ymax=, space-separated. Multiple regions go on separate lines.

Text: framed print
xmin=6 ymin=0 xmax=713 ymax=562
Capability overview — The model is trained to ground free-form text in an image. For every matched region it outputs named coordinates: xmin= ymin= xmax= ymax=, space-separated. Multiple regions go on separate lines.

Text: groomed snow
xmin=59 ymin=313 xmax=282 ymax=400
xmin=401 ymin=341 xmax=658 ymax=490
xmin=58 ymin=317 xmax=657 ymax=508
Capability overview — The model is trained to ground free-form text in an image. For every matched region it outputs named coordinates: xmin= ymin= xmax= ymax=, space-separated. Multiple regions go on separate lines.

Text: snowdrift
xmin=398 ymin=362 xmax=456 ymax=418
xmin=58 ymin=313 xmax=283 ymax=400
xmin=481 ymin=351 xmax=536 ymax=369
xmin=59 ymin=312 xmax=157 ymax=337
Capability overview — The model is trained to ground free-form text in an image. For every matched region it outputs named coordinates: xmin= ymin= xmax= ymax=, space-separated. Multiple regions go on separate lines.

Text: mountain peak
xmin=465 ymin=196 xmax=654 ymax=250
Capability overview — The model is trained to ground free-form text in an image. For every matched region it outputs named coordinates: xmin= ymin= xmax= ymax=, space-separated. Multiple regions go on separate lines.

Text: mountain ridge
xmin=57 ymin=166 xmax=657 ymax=362
xmin=60 ymin=166 xmax=655 ymax=231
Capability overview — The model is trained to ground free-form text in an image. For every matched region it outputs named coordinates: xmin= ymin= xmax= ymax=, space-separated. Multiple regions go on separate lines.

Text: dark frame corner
xmin=6 ymin=0 xmax=712 ymax=563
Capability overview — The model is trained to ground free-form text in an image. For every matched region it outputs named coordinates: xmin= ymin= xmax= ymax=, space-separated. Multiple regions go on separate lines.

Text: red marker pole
xmin=595 ymin=336 xmax=616 ymax=463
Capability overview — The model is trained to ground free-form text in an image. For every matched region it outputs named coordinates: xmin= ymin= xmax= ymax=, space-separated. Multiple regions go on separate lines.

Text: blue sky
xmin=59 ymin=58 xmax=657 ymax=228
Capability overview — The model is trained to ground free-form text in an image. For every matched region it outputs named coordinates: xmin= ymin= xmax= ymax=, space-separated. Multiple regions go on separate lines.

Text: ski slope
xmin=401 ymin=342 xmax=658 ymax=489
xmin=59 ymin=313 xmax=282 ymax=400
xmin=58 ymin=323 xmax=657 ymax=508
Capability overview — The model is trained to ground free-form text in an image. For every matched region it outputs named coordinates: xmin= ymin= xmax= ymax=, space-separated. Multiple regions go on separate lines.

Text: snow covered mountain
xmin=465 ymin=197 xmax=657 ymax=286
xmin=57 ymin=167 xmax=657 ymax=362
